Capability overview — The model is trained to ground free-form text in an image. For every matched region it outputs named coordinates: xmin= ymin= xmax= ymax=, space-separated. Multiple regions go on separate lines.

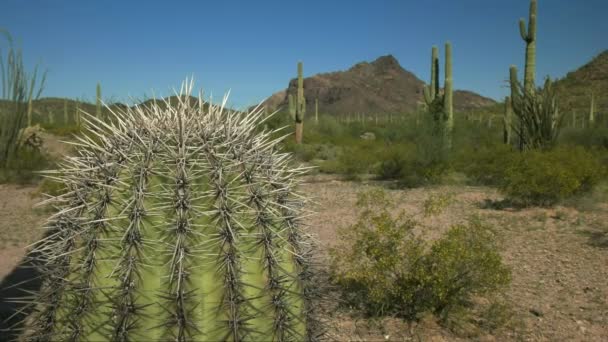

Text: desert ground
xmin=0 ymin=165 xmax=606 ymax=341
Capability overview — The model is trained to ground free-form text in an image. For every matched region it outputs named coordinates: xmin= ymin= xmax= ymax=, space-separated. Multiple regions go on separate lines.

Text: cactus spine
xmin=503 ymin=96 xmax=512 ymax=144
xmin=295 ymin=61 xmax=305 ymax=144
xmin=16 ymin=81 xmax=321 ymax=341
xmin=96 ymin=82 xmax=102 ymax=119
xmin=519 ymin=0 xmax=537 ymax=96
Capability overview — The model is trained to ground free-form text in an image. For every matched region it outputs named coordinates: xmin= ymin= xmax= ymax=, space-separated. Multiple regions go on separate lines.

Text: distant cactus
xmin=14 ymin=81 xmax=322 ymax=341
xmin=423 ymin=42 xmax=453 ymax=150
xmin=315 ymin=98 xmax=318 ymax=125
xmin=503 ymin=96 xmax=512 ymax=144
xmin=510 ymin=0 xmax=562 ymax=150
xmin=75 ymin=101 xmax=81 ymax=128
xmin=589 ymin=93 xmax=595 ymax=125
xmin=295 ymin=61 xmax=306 ymax=144
xmin=27 ymin=98 xmax=33 ymax=127
xmin=519 ymin=0 xmax=537 ymax=96
xmin=96 ymin=82 xmax=102 ymax=119
xmin=63 ymin=98 xmax=69 ymax=124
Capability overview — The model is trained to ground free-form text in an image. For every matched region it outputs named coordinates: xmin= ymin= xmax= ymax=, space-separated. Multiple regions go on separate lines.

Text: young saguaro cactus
xmin=15 ymin=80 xmax=322 ymax=341
xmin=295 ymin=61 xmax=306 ymax=144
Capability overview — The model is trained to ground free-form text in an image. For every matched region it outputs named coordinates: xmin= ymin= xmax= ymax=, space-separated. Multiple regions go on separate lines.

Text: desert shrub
xmin=0 ymin=146 xmax=52 ymax=184
xmin=37 ymin=177 xmax=67 ymax=196
xmin=459 ymin=144 xmax=516 ymax=186
xmin=559 ymin=126 xmax=608 ymax=150
xmin=501 ymin=146 xmax=605 ymax=205
xmin=376 ymin=143 xmax=414 ymax=180
xmin=422 ymin=192 xmax=454 ymax=217
xmin=330 ymin=189 xmax=512 ymax=323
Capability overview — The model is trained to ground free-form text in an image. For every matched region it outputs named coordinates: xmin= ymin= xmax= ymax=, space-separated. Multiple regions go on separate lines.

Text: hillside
xmin=259 ymin=55 xmax=496 ymax=116
xmin=555 ymin=50 xmax=608 ymax=114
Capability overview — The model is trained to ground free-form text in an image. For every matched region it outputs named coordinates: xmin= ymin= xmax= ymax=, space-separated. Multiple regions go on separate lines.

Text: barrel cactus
xmin=15 ymin=80 xmax=321 ymax=341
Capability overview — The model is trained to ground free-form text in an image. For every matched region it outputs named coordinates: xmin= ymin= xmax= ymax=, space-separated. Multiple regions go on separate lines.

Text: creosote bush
xmin=501 ymin=145 xmax=606 ymax=205
xmin=329 ymin=189 xmax=511 ymax=323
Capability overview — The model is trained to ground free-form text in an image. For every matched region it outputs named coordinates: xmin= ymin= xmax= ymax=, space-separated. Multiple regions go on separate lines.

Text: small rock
xmin=529 ymin=308 xmax=543 ymax=317
xmin=360 ymin=132 xmax=376 ymax=140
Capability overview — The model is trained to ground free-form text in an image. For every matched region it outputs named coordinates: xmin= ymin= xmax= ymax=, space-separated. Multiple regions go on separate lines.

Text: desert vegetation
xmin=0 ymin=0 xmax=607 ymax=341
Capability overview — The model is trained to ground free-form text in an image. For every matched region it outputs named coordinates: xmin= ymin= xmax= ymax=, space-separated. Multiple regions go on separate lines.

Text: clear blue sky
xmin=2 ymin=0 xmax=606 ymax=109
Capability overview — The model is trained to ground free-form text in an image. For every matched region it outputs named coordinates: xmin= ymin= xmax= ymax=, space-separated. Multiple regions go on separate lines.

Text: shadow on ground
xmin=0 ymin=251 xmax=42 ymax=342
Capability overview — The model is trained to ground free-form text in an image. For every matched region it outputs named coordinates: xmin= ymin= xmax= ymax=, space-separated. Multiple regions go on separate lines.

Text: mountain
xmin=259 ymin=55 xmax=496 ymax=116
xmin=554 ymin=50 xmax=608 ymax=114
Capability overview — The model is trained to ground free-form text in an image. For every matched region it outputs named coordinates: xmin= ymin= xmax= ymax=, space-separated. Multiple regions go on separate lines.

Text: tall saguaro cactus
xmin=295 ymin=61 xmax=306 ymax=144
xmin=63 ymin=98 xmax=69 ymax=124
xmin=503 ymin=96 xmax=512 ymax=144
xmin=444 ymin=42 xmax=453 ymax=150
xmin=96 ymin=82 xmax=102 ymax=119
xmin=423 ymin=43 xmax=453 ymax=151
xmin=288 ymin=94 xmax=295 ymax=120
xmin=520 ymin=0 xmax=537 ymax=96
xmin=315 ymin=98 xmax=318 ymax=125
xmin=589 ymin=93 xmax=595 ymax=125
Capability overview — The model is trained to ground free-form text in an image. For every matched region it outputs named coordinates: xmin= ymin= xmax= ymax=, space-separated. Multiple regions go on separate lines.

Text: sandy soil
xmin=301 ymin=174 xmax=608 ymax=341
xmin=0 ymin=173 xmax=606 ymax=341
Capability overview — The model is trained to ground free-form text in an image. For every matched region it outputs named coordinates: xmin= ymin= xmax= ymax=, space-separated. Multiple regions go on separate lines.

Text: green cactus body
xmin=18 ymin=82 xmax=320 ymax=342
xmin=422 ymin=43 xmax=453 ymax=150
xmin=288 ymin=94 xmax=295 ymax=120
xmin=314 ymin=98 xmax=318 ymax=125
xmin=27 ymin=98 xmax=33 ymax=127
xmin=589 ymin=93 xmax=595 ymax=124
xmin=75 ymin=101 xmax=81 ymax=128
xmin=295 ymin=62 xmax=305 ymax=144
xmin=443 ymin=42 xmax=453 ymax=150
xmin=96 ymin=82 xmax=102 ymax=119
xmin=519 ymin=0 xmax=537 ymax=96
xmin=64 ymin=99 xmax=69 ymax=124
xmin=504 ymin=96 xmax=512 ymax=144
xmin=423 ymin=46 xmax=439 ymax=105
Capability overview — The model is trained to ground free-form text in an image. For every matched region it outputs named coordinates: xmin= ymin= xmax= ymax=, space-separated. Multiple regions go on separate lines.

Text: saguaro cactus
xmin=96 ymin=82 xmax=102 ymax=119
xmin=63 ymin=98 xmax=69 ymax=125
xmin=288 ymin=94 xmax=295 ymax=120
xmin=14 ymin=81 xmax=321 ymax=342
xmin=295 ymin=62 xmax=306 ymax=144
xmin=75 ymin=101 xmax=81 ymax=128
xmin=503 ymin=96 xmax=512 ymax=144
xmin=315 ymin=98 xmax=318 ymax=125
xmin=589 ymin=93 xmax=595 ymax=125
xmin=423 ymin=42 xmax=453 ymax=150
xmin=519 ymin=0 xmax=537 ymax=96
xmin=27 ymin=97 xmax=33 ymax=127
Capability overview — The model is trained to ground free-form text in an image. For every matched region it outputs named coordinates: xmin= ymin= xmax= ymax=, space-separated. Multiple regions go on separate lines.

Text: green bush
xmin=330 ymin=189 xmax=512 ymax=322
xmin=459 ymin=144 xmax=516 ymax=186
xmin=501 ymin=146 xmax=606 ymax=205
xmin=0 ymin=146 xmax=53 ymax=184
